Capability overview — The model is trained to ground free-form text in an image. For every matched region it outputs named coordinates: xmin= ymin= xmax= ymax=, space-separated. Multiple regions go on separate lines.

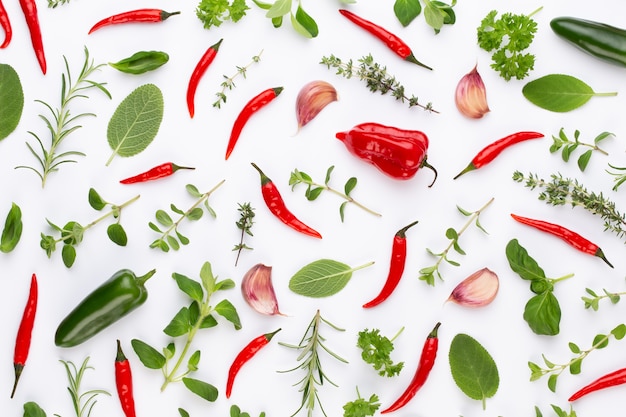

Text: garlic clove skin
xmin=447 ymin=267 xmax=499 ymax=308
xmin=295 ymin=80 xmax=338 ymax=132
xmin=455 ymin=65 xmax=490 ymax=119
xmin=241 ymin=263 xmax=285 ymax=316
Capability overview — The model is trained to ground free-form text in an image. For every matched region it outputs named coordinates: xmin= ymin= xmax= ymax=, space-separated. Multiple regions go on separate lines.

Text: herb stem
xmin=527 ymin=6 xmax=543 ymax=18
xmin=551 ymin=273 xmax=575 ymax=284
xmin=321 ymin=183 xmax=381 ymax=217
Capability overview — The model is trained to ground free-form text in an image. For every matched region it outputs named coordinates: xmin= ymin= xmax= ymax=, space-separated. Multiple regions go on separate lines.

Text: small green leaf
xmin=344 ymin=177 xmax=357 ymax=196
xmin=163 ymin=342 xmax=176 ymax=360
xmin=339 ymin=201 xmax=347 ymax=223
xmin=178 ymin=408 xmax=190 ymax=417
xmin=306 ymin=187 xmax=323 ymax=201
xmin=214 ymin=299 xmax=242 ymax=329
xmin=199 ymin=261 xmax=216 ymax=293
xmin=577 ymin=150 xmax=593 ymax=171
xmin=61 ymin=244 xmax=76 ymax=268
xmin=324 ymin=165 xmax=334 ymax=185
xmin=23 ymin=401 xmax=47 ymax=417
xmin=568 ymin=342 xmax=580 ymax=354
xmin=187 ymin=350 xmax=201 ymax=371
xmin=252 ymin=0 xmax=272 ymax=10
xmin=131 ymin=339 xmax=166 ymax=369
xmin=177 ymin=230 xmax=190 ymax=245
xmin=88 ymin=188 xmax=107 ymax=210
xmin=200 ymin=314 xmax=218 ymax=329
xmin=0 ymin=202 xmax=22 ymax=253
xmin=107 ymin=223 xmax=128 ymax=246
xmin=61 ymin=221 xmax=84 ymax=245
xmin=569 ymin=358 xmax=582 ymax=375
xmin=424 ymin=1 xmax=445 ymax=32
xmin=187 ymin=207 xmax=204 ymax=221
xmin=288 ymin=259 xmax=373 ymax=298
xmin=445 ymin=227 xmax=459 ymax=240
xmin=164 ymin=307 xmax=192 ymax=337
xmin=182 ymin=377 xmax=218 ymax=402
xmin=167 ymin=235 xmax=180 ymax=251
xmin=394 ymin=0 xmax=421 ymax=27
xmin=173 ymin=272 xmax=204 ymax=302
xmin=156 ymin=210 xmax=173 ymax=226
xmin=592 ymin=333 xmax=609 ymax=349
xmin=186 ymin=184 xmax=202 ymax=198
xmin=505 ymin=239 xmax=546 ymax=281
xmin=595 ymin=131 xmax=614 ymax=143
xmin=523 ymin=292 xmax=561 ymax=336
xmin=562 ymin=144 xmax=576 ymax=162
xmin=148 ymin=222 xmax=162 ymax=233
xmin=612 ymin=324 xmax=626 ymax=339
xmin=547 ymin=373 xmax=558 ymax=392
xmin=0 ymin=63 xmax=24 ymax=140
xmin=292 ymin=5 xmax=318 ymax=38
xmin=266 ymin=0 xmax=291 ymax=18
xmin=215 ymin=278 xmax=236 ymax=291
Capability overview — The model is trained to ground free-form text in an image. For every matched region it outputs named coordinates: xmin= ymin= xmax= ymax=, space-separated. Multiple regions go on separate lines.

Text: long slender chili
xmin=381 ymin=322 xmax=441 ymax=414
xmin=338 ymin=9 xmax=431 ymax=70
xmin=187 ymin=38 xmax=223 ymax=118
xmin=88 ymin=9 xmax=180 ymax=34
xmin=0 ymin=0 xmax=11 ymax=48
xmin=19 ymin=0 xmax=46 ymax=74
xmin=453 ymin=131 xmax=544 ymax=179
xmin=120 ymin=162 xmax=194 ymax=184
xmin=115 ymin=340 xmax=136 ymax=417
xmin=12 ymin=273 xmax=38 ymax=398
xmin=569 ymin=366 xmax=626 ymax=402
xmin=225 ymin=87 xmax=284 ymax=160
xmin=363 ymin=220 xmax=419 ymax=308
xmin=226 ymin=328 xmax=281 ymax=398
xmin=510 ymin=213 xmax=613 ymax=267
xmin=251 ymin=163 xmax=322 ymax=239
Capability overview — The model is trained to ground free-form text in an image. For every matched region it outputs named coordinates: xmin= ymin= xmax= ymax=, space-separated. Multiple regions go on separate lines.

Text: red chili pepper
xmin=225 ymin=87 xmax=284 ymax=160
xmin=19 ymin=0 xmax=46 ymax=74
xmin=336 ymin=122 xmax=437 ymax=185
xmin=226 ymin=328 xmax=281 ymax=398
xmin=338 ymin=9 xmax=431 ymax=70
xmin=12 ymin=274 xmax=38 ymax=398
xmin=363 ymin=220 xmax=419 ymax=308
xmin=0 ymin=0 xmax=12 ymax=49
xmin=251 ymin=162 xmax=322 ymax=239
xmin=187 ymin=38 xmax=223 ymax=118
xmin=115 ymin=340 xmax=136 ymax=417
xmin=569 ymin=366 xmax=626 ymax=402
xmin=119 ymin=162 xmax=195 ymax=184
xmin=381 ymin=322 xmax=441 ymax=414
xmin=88 ymin=9 xmax=180 ymax=34
xmin=510 ymin=213 xmax=613 ymax=268
xmin=453 ymin=131 xmax=544 ymax=179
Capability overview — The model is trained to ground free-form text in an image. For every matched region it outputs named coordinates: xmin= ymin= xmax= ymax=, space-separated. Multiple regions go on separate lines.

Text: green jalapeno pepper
xmin=109 ymin=51 xmax=169 ymax=74
xmin=55 ymin=268 xmax=156 ymax=347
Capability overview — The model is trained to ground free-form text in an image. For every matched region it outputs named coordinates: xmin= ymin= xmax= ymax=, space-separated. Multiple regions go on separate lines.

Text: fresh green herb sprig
xmin=16 ymin=47 xmax=110 ymax=187
xmin=0 ymin=202 xmax=22 ymax=253
xmin=607 ymin=163 xmax=626 ymax=191
xmin=214 ymin=50 xmax=263 ymax=108
xmin=233 ymin=202 xmax=255 ymax=266
xmin=320 ymin=54 xmax=437 ymax=112
xmin=582 ymin=287 xmax=626 ymax=310
xmin=528 ymin=323 xmax=626 ymax=392
xmin=357 ymin=328 xmax=404 ymax=377
xmin=535 ymin=404 xmax=578 ymax=417
xmin=343 ymin=387 xmax=380 ymax=417
xmin=393 ymin=0 xmax=456 ymax=33
xmin=131 ymin=261 xmax=240 ymax=397
xmin=47 ymin=0 xmax=71 ymax=8
xmin=229 ymin=405 xmax=267 ymax=417
xmin=289 ymin=166 xmax=381 ymax=222
xmin=196 ymin=0 xmax=250 ymax=29
xmin=57 ymin=357 xmax=110 ymax=417
xmin=40 ymin=188 xmax=139 ymax=268
xmin=252 ymin=0 xmax=324 ymax=38
xmin=550 ymin=128 xmax=613 ymax=171
xmin=149 ymin=180 xmax=225 ymax=252
xmin=278 ymin=310 xmax=347 ymax=417
xmin=419 ymin=197 xmax=493 ymax=285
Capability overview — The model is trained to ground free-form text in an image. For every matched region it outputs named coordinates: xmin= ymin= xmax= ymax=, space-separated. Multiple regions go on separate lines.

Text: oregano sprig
xmin=214 ymin=50 xmax=263 ymax=108
xmin=549 ymin=128 xmax=613 ymax=171
xmin=582 ymin=287 xmax=626 ymax=310
xmin=233 ymin=202 xmax=255 ymax=266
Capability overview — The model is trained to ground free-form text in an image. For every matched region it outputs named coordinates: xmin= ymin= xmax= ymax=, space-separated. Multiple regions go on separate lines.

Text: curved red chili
xmin=115 ymin=340 xmax=136 ymax=417
xmin=225 ymin=87 xmax=284 ymax=160
xmin=453 ymin=131 xmax=544 ymax=179
xmin=226 ymin=328 xmax=281 ymax=398
xmin=19 ymin=0 xmax=46 ymax=74
xmin=120 ymin=162 xmax=194 ymax=184
xmin=381 ymin=322 xmax=441 ymax=414
xmin=338 ymin=9 xmax=431 ymax=70
xmin=569 ymin=366 xmax=626 ymax=402
xmin=510 ymin=213 xmax=613 ymax=267
xmin=88 ymin=9 xmax=180 ymax=34
xmin=0 ymin=0 xmax=12 ymax=49
xmin=187 ymin=38 xmax=223 ymax=118
xmin=12 ymin=273 xmax=38 ymax=398
xmin=251 ymin=163 xmax=322 ymax=239
xmin=363 ymin=220 xmax=419 ymax=308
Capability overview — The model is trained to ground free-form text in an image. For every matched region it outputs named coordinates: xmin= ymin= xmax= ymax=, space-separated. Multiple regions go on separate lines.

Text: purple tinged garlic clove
xmin=295 ymin=80 xmax=338 ymax=132
xmin=455 ymin=65 xmax=490 ymax=119
xmin=447 ymin=267 xmax=499 ymax=308
xmin=241 ymin=263 xmax=285 ymax=316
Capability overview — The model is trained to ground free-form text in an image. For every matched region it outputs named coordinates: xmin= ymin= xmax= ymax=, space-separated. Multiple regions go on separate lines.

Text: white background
xmin=1 ymin=0 xmax=626 ymax=416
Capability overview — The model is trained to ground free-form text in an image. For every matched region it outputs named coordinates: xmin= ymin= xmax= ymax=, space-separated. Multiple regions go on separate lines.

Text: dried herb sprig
xmin=320 ymin=54 xmax=437 ymax=112
xmin=213 ymin=49 xmax=263 ymax=108
xmin=233 ymin=202 xmax=255 ymax=266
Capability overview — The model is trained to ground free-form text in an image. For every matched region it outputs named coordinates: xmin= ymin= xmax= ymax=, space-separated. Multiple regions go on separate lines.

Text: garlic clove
xmin=241 ymin=263 xmax=285 ymax=316
xmin=447 ymin=267 xmax=499 ymax=308
xmin=455 ymin=65 xmax=490 ymax=119
xmin=295 ymin=80 xmax=338 ymax=132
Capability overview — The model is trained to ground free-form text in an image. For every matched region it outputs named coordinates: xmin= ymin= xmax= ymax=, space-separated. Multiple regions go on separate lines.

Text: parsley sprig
xmin=343 ymin=387 xmax=380 ymax=417
xmin=357 ymin=328 xmax=404 ymax=377
xmin=196 ymin=0 xmax=250 ymax=29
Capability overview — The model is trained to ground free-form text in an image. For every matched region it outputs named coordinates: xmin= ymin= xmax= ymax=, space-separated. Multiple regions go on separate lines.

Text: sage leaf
xmin=505 ymin=239 xmax=546 ymax=281
xmin=1 ymin=202 xmax=22 ymax=253
xmin=288 ymin=259 xmax=374 ymax=298
xmin=182 ymin=377 xmax=218 ymax=402
xmin=131 ymin=338 xmax=166 ymax=369
xmin=106 ymin=83 xmax=164 ymax=166
xmin=394 ymin=0 xmax=421 ymax=27
xmin=0 ymin=63 xmax=24 ymax=140
xmin=23 ymin=401 xmax=47 ymax=417
xmin=449 ymin=333 xmax=499 ymax=410
xmin=523 ymin=292 xmax=561 ymax=336
xmin=522 ymin=74 xmax=617 ymax=113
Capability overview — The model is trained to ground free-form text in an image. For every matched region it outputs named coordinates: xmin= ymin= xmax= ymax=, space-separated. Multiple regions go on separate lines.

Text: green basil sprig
xmin=0 ymin=202 xmax=22 ymax=253
xmin=109 ymin=51 xmax=169 ymax=74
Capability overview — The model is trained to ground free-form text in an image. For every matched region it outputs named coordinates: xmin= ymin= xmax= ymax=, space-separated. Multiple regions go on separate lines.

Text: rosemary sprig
xmin=15 ymin=47 xmax=110 ymax=187
xmin=213 ymin=49 xmax=263 ymax=108
xmin=320 ymin=54 xmax=437 ymax=113
xmin=233 ymin=202 xmax=255 ymax=266
xmin=607 ymin=163 xmax=626 ymax=191
xmin=513 ymin=171 xmax=626 ymax=241
xmin=55 ymin=357 xmax=110 ymax=417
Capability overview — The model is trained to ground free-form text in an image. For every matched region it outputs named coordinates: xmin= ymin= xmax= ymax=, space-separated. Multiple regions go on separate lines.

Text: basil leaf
xmin=214 ymin=299 xmax=242 ymax=330
xmin=182 ymin=377 xmax=218 ymax=402
xmin=523 ymin=292 xmax=561 ymax=336
xmin=106 ymin=83 xmax=164 ymax=166
xmin=293 ymin=5 xmax=318 ymax=38
xmin=289 ymin=259 xmax=373 ymax=298
xmin=449 ymin=333 xmax=499 ymax=410
xmin=0 ymin=63 xmax=24 ymax=140
xmin=23 ymin=401 xmax=47 ymax=417
xmin=424 ymin=2 xmax=445 ymax=32
xmin=1 ymin=202 xmax=22 ymax=253
xmin=394 ymin=0 xmax=421 ymax=27
xmin=266 ymin=0 xmax=291 ymax=18
xmin=131 ymin=339 xmax=166 ymax=369
xmin=505 ymin=239 xmax=546 ymax=281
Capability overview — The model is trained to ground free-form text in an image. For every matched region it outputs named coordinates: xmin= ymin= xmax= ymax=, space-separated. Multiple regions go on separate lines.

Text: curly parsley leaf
xmin=343 ymin=390 xmax=380 ymax=417
xmin=196 ymin=0 xmax=250 ymax=29
xmin=357 ymin=328 xmax=404 ymax=377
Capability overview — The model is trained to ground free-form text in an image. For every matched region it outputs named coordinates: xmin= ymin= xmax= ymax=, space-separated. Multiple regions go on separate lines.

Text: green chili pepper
xmin=55 ymin=268 xmax=156 ymax=347
xmin=109 ymin=51 xmax=169 ymax=74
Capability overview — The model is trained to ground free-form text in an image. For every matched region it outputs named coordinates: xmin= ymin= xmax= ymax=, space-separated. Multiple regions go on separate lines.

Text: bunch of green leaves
xmin=1 ymin=202 xmax=22 ymax=253
xmin=582 ymin=287 xmax=626 ymax=311
xmin=131 ymin=261 xmax=240 ymax=397
xmin=505 ymin=238 xmax=574 ymax=336
xmin=40 ymin=188 xmax=139 ymax=268
xmin=57 ymin=357 xmax=110 ymax=417
xmin=214 ymin=50 xmax=263 ymax=108
xmin=196 ymin=0 xmax=250 ymax=29
xmin=16 ymin=47 xmax=110 ymax=187
xmin=357 ymin=328 xmax=404 ymax=377
xmin=534 ymin=405 xmax=578 ymax=417
xmin=607 ymin=163 xmax=626 ymax=191
xmin=278 ymin=310 xmax=347 ymax=417
xmin=149 ymin=179 xmax=225 ymax=252
xmin=550 ymin=128 xmax=613 ymax=171
xmin=419 ymin=197 xmax=493 ymax=285
xmin=289 ymin=166 xmax=381 ymax=222
xmin=233 ymin=202 xmax=255 ymax=266
xmin=476 ymin=7 xmax=542 ymax=81
xmin=393 ymin=0 xmax=456 ymax=33
xmin=0 ymin=63 xmax=24 ymax=141
xmin=343 ymin=387 xmax=380 ymax=417
xmin=528 ymin=323 xmax=626 ymax=392
xmin=288 ymin=259 xmax=374 ymax=298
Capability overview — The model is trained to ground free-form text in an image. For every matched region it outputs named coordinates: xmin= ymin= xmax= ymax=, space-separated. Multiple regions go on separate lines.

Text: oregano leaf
xmin=107 ymin=223 xmax=128 ymax=246
xmin=214 ymin=299 xmax=242 ymax=330
xmin=182 ymin=377 xmax=218 ymax=402
xmin=288 ymin=259 xmax=374 ymax=298
xmin=173 ymin=272 xmax=204 ymax=302
xmin=61 ymin=244 xmax=76 ymax=268
xmin=577 ymin=150 xmax=593 ymax=171
xmin=164 ymin=307 xmax=192 ymax=337
xmin=344 ymin=177 xmax=357 ymax=195
xmin=131 ymin=339 xmax=166 ymax=369
xmin=88 ymin=188 xmax=107 ymax=210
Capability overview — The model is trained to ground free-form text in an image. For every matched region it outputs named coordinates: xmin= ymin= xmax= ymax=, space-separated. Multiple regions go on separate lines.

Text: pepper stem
xmin=11 ymin=364 xmax=23 ymax=398
xmin=396 ymin=220 xmax=419 ymax=238
xmin=595 ymin=248 xmax=614 ymax=268
xmin=136 ymin=269 xmax=157 ymax=286
xmin=251 ymin=162 xmax=271 ymax=186
xmin=453 ymin=163 xmax=476 ymax=180
xmin=420 ymin=157 xmax=438 ymax=187
xmin=171 ymin=163 xmax=195 ymax=173
xmin=405 ymin=53 xmax=433 ymax=71
xmin=264 ymin=328 xmax=282 ymax=342
xmin=428 ymin=322 xmax=441 ymax=338
xmin=116 ymin=339 xmax=127 ymax=362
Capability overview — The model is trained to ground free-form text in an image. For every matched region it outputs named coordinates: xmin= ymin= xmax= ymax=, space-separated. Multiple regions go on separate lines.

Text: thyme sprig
xmin=55 ymin=357 xmax=110 ymax=417
xmin=233 ymin=202 xmax=255 ymax=266
xmin=320 ymin=54 xmax=437 ymax=112
xmin=213 ymin=49 xmax=263 ymax=108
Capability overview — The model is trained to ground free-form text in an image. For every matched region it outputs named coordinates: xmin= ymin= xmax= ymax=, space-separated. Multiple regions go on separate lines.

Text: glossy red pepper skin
xmin=225 ymin=87 xmax=284 ymax=160
xmin=381 ymin=322 xmax=441 ymax=414
xmin=510 ymin=213 xmax=613 ymax=267
xmin=453 ymin=131 xmax=544 ymax=179
xmin=88 ymin=9 xmax=180 ymax=34
xmin=338 ymin=9 xmax=431 ymax=70
xmin=251 ymin=163 xmax=322 ymax=239
xmin=569 ymin=366 xmax=626 ymax=402
xmin=363 ymin=220 xmax=418 ymax=308
xmin=187 ymin=38 xmax=223 ymax=118
xmin=115 ymin=340 xmax=136 ymax=417
xmin=336 ymin=122 xmax=437 ymax=185
xmin=19 ymin=0 xmax=46 ymax=74
xmin=120 ymin=162 xmax=194 ymax=184
xmin=12 ymin=274 xmax=38 ymax=398
xmin=0 ymin=0 xmax=11 ymax=49
xmin=226 ymin=328 xmax=281 ymax=398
